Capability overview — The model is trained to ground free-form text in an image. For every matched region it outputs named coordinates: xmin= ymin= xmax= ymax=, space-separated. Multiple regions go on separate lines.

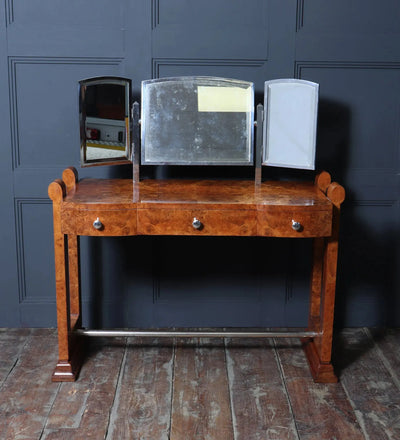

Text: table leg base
xmin=302 ymin=338 xmax=338 ymax=383
xmin=52 ymin=338 xmax=84 ymax=382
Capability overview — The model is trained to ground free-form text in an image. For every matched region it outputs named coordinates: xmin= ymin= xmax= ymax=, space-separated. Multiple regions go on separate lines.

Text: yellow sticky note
xmin=197 ymin=86 xmax=251 ymax=112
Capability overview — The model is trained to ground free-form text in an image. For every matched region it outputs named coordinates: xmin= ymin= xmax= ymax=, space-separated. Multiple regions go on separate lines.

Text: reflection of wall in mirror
xmin=197 ymin=86 xmax=252 ymax=112
xmin=85 ymin=84 xmax=125 ymax=120
xmin=86 ymin=117 xmax=125 ymax=145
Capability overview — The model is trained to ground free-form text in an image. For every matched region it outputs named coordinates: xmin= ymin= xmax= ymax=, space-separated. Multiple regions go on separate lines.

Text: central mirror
xmin=79 ymin=77 xmax=132 ymax=167
xmin=141 ymin=77 xmax=254 ymax=165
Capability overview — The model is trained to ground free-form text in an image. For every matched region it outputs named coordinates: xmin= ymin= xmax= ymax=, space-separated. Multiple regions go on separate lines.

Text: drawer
xmin=257 ymin=207 xmax=332 ymax=237
xmin=137 ymin=208 xmax=256 ymax=236
xmin=61 ymin=208 xmax=137 ymax=236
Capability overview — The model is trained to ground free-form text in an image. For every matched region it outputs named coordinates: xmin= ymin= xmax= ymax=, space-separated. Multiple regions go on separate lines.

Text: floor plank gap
xmin=224 ymin=338 xmax=238 ymax=440
xmin=0 ymin=357 xmax=19 ymax=389
xmin=104 ymin=338 xmax=129 ymax=440
xmin=39 ymin=382 xmax=62 ymax=440
xmin=337 ymin=372 xmax=371 ymax=440
xmin=272 ymin=338 xmax=301 ymax=440
xmin=167 ymin=341 xmax=176 ymax=440
xmin=0 ymin=328 xmax=34 ymax=389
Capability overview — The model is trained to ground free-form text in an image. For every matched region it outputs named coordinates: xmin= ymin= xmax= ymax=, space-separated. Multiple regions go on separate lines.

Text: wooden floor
xmin=0 ymin=328 xmax=399 ymax=439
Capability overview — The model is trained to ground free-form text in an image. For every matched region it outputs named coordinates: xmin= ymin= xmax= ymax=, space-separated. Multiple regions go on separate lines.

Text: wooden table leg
xmin=68 ymin=235 xmax=82 ymax=329
xmin=303 ymin=177 xmax=345 ymax=383
xmin=307 ymin=238 xmax=324 ymax=344
xmin=63 ymin=167 xmax=82 ymax=332
xmin=49 ymin=175 xmax=83 ymax=382
xmin=303 ymin=235 xmax=339 ymax=383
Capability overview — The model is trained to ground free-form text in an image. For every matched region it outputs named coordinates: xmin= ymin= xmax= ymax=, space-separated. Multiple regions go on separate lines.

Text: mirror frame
xmin=79 ymin=76 xmax=132 ymax=167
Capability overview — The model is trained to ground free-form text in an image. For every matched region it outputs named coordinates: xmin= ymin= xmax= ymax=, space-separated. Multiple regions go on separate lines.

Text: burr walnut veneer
xmin=48 ymin=167 xmax=345 ymax=383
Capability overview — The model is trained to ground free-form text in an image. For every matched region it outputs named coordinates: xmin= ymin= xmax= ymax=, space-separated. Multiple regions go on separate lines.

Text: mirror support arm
xmin=132 ymin=101 xmax=140 ymax=183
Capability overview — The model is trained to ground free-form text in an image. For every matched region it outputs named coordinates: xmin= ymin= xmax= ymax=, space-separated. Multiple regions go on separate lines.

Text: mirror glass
xmin=141 ymin=77 xmax=254 ymax=165
xmin=79 ymin=77 xmax=132 ymax=166
xmin=262 ymin=79 xmax=318 ymax=170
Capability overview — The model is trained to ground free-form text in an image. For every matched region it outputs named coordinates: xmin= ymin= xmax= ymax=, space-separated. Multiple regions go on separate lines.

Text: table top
xmin=49 ymin=171 xmax=344 ymax=239
xmin=62 ymin=178 xmax=333 ymax=211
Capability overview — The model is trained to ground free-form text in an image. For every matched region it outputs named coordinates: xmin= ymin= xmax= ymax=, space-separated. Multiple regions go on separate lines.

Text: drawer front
xmin=61 ymin=209 xmax=137 ymax=236
xmin=257 ymin=207 xmax=332 ymax=237
xmin=138 ymin=208 xmax=256 ymax=236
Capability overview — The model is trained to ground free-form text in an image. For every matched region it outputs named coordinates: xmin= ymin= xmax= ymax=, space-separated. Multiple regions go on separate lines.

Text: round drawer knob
xmin=192 ymin=217 xmax=202 ymax=230
xmin=291 ymin=220 xmax=302 ymax=231
xmin=93 ymin=218 xmax=103 ymax=230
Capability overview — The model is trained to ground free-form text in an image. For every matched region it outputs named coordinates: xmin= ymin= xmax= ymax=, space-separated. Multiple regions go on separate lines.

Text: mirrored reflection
xmin=141 ymin=77 xmax=254 ymax=165
xmin=79 ymin=77 xmax=132 ymax=166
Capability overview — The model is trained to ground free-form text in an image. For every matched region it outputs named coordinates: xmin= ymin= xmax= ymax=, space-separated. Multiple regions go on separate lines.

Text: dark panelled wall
xmin=0 ymin=1 xmax=399 ymax=327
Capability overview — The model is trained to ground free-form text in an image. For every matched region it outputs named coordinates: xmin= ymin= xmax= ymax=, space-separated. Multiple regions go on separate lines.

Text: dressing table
xmin=48 ymin=76 xmax=345 ymax=383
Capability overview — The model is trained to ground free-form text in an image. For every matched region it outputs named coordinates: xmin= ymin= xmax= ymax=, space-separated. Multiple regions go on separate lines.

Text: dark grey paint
xmin=0 ymin=0 xmax=398 ymax=327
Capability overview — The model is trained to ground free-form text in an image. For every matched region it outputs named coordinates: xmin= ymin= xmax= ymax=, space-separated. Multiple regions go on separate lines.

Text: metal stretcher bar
xmin=76 ymin=329 xmax=319 ymax=338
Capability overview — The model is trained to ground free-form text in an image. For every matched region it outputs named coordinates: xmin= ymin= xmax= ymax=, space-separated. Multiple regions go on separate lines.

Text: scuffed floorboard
xmin=0 ymin=328 xmax=399 ymax=439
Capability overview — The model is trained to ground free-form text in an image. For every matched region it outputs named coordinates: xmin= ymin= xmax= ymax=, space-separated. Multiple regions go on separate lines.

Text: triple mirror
xmin=79 ymin=75 xmax=319 ymax=172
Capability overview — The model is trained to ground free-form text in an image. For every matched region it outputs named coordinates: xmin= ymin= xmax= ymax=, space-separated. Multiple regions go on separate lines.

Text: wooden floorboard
xmin=333 ymin=328 xmax=400 ymax=439
xmin=0 ymin=329 xmax=60 ymax=440
xmin=0 ymin=328 xmax=399 ymax=439
xmin=276 ymin=338 xmax=364 ymax=440
xmin=106 ymin=338 xmax=174 ymax=440
xmin=0 ymin=328 xmax=32 ymax=387
xmin=170 ymin=339 xmax=234 ymax=440
xmin=225 ymin=338 xmax=298 ymax=440
xmin=42 ymin=338 xmax=126 ymax=440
